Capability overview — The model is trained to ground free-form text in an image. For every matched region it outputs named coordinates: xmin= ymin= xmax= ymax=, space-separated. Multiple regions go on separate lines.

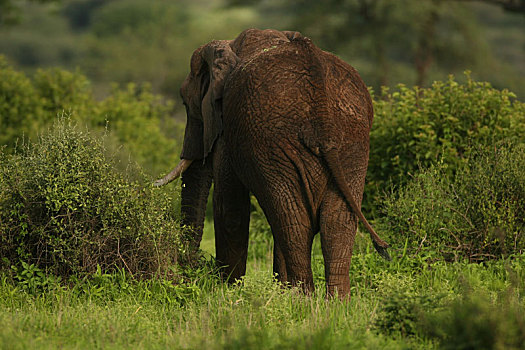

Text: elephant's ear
xmin=200 ymin=41 xmax=240 ymax=159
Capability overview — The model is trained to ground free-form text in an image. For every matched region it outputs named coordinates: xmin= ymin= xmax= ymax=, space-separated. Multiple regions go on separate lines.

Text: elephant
xmin=155 ymin=28 xmax=390 ymax=297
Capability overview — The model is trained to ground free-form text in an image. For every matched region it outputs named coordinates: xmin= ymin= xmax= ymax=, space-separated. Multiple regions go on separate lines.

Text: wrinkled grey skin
xmin=159 ymin=28 xmax=389 ymax=297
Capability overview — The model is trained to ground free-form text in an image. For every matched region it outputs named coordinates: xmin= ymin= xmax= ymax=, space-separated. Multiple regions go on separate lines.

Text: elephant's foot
xmin=325 ymin=269 xmax=351 ymax=298
xmin=285 ymin=256 xmax=315 ymax=294
xmin=217 ymin=259 xmax=247 ymax=283
xmin=271 ymin=225 xmax=315 ymax=294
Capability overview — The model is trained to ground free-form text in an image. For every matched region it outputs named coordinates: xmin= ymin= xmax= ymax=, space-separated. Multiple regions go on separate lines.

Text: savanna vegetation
xmin=1 ymin=0 xmax=524 ymax=100
xmin=0 ymin=0 xmax=524 ymax=349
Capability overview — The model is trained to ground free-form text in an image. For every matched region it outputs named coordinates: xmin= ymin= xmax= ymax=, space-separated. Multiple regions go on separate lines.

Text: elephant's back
xmin=223 ymin=39 xmax=327 ymax=195
xmin=223 ymin=37 xmax=372 ymax=146
xmin=224 ymin=39 xmax=321 ymax=140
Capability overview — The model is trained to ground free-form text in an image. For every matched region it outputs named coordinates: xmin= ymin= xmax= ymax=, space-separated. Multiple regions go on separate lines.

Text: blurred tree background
xmin=0 ymin=0 xmax=523 ymax=186
xmin=0 ymin=0 xmax=523 ymax=250
xmin=0 ymin=0 xmax=523 ymax=103
xmin=0 ymin=0 xmax=259 ymax=102
xmin=227 ymin=0 xmax=524 ymax=96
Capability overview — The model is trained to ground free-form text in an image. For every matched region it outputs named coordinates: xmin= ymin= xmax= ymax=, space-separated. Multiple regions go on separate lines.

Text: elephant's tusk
xmin=153 ymin=159 xmax=193 ymax=187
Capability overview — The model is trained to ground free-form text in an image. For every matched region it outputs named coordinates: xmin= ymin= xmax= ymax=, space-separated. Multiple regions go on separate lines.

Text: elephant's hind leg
xmin=319 ymin=181 xmax=359 ymax=298
xmin=274 ymin=224 xmax=316 ymax=293
xmin=260 ymin=193 xmax=316 ymax=293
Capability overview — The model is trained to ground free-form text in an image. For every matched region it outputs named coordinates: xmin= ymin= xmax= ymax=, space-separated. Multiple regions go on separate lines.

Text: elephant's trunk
xmin=155 ymin=158 xmax=213 ymax=256
xmin=154 ymin=159 xmax=193 ymax=187
xmin=180 ymin=160 xmax=213 ymax=255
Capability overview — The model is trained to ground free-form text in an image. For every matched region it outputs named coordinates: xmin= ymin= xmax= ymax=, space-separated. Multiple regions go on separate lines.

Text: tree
xmin=454 ymin=0 xmax=525 ymax=13
xmin=225 ymin=0 xmax=508 ymax=89
xmin=0 ymin=0 xmax=57 ymax=26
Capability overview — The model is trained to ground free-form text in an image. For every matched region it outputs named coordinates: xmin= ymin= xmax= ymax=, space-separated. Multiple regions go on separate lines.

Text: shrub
xmin=0 ymin=56 xmax=43 ymax=147
xmin=95 ymin=82 xmax=181 ymax=175
xmin=366 ymin=74 xmax=525 ymax=215
xmin=372 ymin=272 xmax=447 ymax=338
xmin=0 ymin=118 xmax=181 ymax=278
xmin=374 ymin=290 xmax=440 ymax=338
xmin=0 ymin=57 xmax=94 ymax=148
xmin=32 ymin=67 xmax=93 ymax=120
xmin=378 ymin=142 xmax=525 ymax=261
xmin=0 ymin=57 xmax=181 ymax=176
xmin=421 ymin=287 xmax=525 ymax=350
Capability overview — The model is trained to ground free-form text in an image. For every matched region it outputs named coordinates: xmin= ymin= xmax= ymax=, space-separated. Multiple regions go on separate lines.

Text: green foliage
xmin=81 ymin=0 xmax=258 ymax=95
xmin=62 ymin=0 xmax=107 ymax=31
xmin=0 ymin=58 xmax=180 ymax=175
xmin=379 ymin=142 xmax=525 ymax=261
xmin=32 ymin=67 xmax=92 ymax=119
xmin=366 ymin=74 xmax=525 ymax=215
xmin=95 ymin=82 xmax=181 ymax=174
xmin=90 ymin=0 xmax=180 ymax=38
xmin=374 ymin=274 xmax=444 ymax=338
xmin=421 ymin=285 xmax=525 ymax=350
xmin=0 ymin=0 xmax=57 ymax=27
xmin=66 ymin=265 xmax=202 ymax=306
xmin=10 ymin=261 xmax=63 ymax=295
xmin=0 ymin=56 xmax=42 ymax=147
xmin=375 ymin=293 xmax=438 ymax=338
xmin=0 ymin=119 xmax=180 ymax=278
xmin=1 ymin=245 xmax=523 ymax=348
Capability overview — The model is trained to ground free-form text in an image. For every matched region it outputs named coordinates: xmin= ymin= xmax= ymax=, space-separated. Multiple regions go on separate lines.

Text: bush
xmin=422 ymin=286 xmax=525 ymax=349
xmin=95 ymin=82 xmax=181 ymax=175
xmin=374 ymin=287 xmax=442 ymax=338
xmin=366 ymin=74 xmax=525 ymax=215
xmin=0 ymin=57 xmax=181 ymax=175
xmin=0 ymin=56 xmax=43 ymax=147
xmin=0 ymin=119 xmax=181 ymax=278
xmin=0 ymin=57 xmax=95 ymax=148
xmin=378 ymin=142 xmax=525 ymax=261
xmin=32 ymin=67 xmax=93 ymax=120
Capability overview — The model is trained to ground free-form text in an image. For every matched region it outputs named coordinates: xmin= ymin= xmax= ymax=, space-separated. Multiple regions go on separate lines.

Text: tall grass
xmin=1 ymin=231 xmax=523 ymax=349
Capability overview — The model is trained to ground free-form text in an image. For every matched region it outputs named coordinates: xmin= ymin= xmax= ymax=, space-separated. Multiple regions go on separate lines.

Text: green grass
xmin=200 ymin=219 xmax=216 ymax=257
xmin=1 ymin=226 xmax=523 ymax=349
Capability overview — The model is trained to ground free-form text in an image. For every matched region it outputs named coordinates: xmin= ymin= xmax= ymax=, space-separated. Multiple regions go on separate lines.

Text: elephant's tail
xmin=323 ymin=148 xmax=391 ymax=261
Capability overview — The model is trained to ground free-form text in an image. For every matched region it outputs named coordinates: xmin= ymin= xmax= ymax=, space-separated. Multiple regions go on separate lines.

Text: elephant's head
xmin=154 ymin=40 xmax=239 ymax=186
xmin=179 ymin=40 xmax=240 ymax=161
xmin=154 ymin=29 xmax=302 ymax=187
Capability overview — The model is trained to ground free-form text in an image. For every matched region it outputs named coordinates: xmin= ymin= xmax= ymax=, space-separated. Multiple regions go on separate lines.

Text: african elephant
xmin=155 ymin=28 xmax=390 ymax=297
